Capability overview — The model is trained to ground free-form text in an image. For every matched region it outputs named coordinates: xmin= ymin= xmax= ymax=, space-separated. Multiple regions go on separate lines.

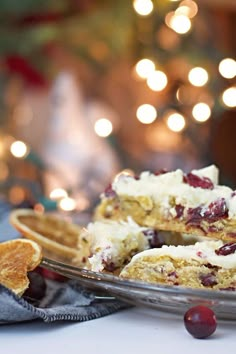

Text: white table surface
xmin=1 ymin=306 xmax=235 ymax=353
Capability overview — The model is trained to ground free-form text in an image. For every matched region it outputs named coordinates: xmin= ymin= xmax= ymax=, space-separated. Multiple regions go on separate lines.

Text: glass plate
xmin=41 ymin=257 xmax=236 ymax=320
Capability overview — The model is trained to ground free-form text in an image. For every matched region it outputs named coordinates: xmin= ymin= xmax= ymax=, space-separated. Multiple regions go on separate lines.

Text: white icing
xmin=129 ymin=240 xmax=236 ymax=269
xmin=87 ymin=218 xmax=149 ymax=272
xmin=112 ymin=165 xmax=236 ymax=218
xmin=191 ymin=165 xmax=219 ymax=184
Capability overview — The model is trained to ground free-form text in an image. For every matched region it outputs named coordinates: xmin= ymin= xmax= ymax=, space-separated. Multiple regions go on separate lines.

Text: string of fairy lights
xmin=0 ymin=0 xmax=235 ymax=213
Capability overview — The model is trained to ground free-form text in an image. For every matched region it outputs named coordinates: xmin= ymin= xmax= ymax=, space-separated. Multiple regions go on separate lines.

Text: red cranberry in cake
xmin=215 ymin=242 xmax=236 ymax=256
xmin=175 ymin=204 xmax=184 ymax=218
xmin=104 ymin=184 xmax=117 ymax=198
xmin=187 ymin=198 xmax=229 ymax=225
xmin=154 ymin=169 xmax=168 ymax=176
xmin=199 ymin=273 xmax=218 ymax=287
xmin=184 ymin=173 xmax=214 ymax=190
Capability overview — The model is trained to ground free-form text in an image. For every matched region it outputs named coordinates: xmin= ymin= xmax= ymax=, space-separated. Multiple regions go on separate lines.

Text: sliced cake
xmin=120 ymin=240 xmax=236 ymax=290
xmin=95 ymin=165 xmax=236 ymax=242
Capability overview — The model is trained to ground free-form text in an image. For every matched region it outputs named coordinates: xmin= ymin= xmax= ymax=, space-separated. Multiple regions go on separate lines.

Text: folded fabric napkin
xmin=0 ymin=201 xmax=129 ymax=324
xmin=0 ymin=279 xmax=128 ymax=324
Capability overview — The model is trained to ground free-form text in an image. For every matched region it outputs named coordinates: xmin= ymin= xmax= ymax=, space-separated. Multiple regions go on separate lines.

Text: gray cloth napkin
xmin=0 ymin=280 xmax=128 ymax=324
xmin=0 ymin=202 xmax=129 ymax=324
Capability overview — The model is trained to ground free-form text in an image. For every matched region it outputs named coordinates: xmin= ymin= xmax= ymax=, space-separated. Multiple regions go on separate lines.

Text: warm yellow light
xmin=167 ymin=112 xmax=186 ymax=132
xmin=218 ymin=58 xmax=236 ymax=79
xmin=192 ymin=103 xmax=211 ymax=122
xmin=59 ymin=197 xmax=76 ymax=211
xmin=135 ymin=59 xmax=155 ymax=79
xmin=188 ymin=67 xmax=209 ymax=87
xmin=147 ymin=70 xmax=168 ymax=91
xmin=169 ymin=14 xmax=191 ymax=34
xmin=10 ymin=140 xmax=28 ymax=158
xmin=50 ymin=188 xmax=68 ymax=200
xmin=136 ymin=104 xmax=157 ymax=124
xmin=178 ymin=0 xmax=198 ymax=18
xmin=222 ymin=87 xmax=236 ymax=108
xmin=94 ymin=118 xmax=113 ymax=137
xmin=133 ymin=0 xmax=154 ymax=16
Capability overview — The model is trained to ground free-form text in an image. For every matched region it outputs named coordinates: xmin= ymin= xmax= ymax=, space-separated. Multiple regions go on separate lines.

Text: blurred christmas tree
xmin=0 ymin=0 xmax=235 ymax=212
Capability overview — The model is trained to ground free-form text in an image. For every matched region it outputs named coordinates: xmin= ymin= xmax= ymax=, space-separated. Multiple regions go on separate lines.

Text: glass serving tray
xmin=42 ymin=257 xmax=236 ymax=320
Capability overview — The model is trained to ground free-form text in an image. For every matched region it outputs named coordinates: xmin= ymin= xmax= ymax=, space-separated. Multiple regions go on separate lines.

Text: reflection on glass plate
xmin=42 ymin=257 xmax=236 ymax=320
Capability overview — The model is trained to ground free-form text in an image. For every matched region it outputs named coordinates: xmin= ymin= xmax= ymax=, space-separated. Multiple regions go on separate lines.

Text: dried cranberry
xmin=23 ymin=271 xmax=47 ymax=303
xmin=187 ymin=198 xmax=228 ymax=225
xmin=104 ymin=184 xmax=117 ymax=198
xmin=175 ymin=204 xmax=184 ymax=218
xmin=184 ymin=173 xmax=214 ymax=190
xmin=168 ymin=271 xmax=178 ymax=278
xmin=199 ymin=273 xmax=218 ymax=287
xmin=215 ymin=242 xmax=236 ymax=256
xmin=142 ymin=229 xmax=165 ymax=248
xmin=154 ymin=169 xmax=168 ymax=176
xmin=103 ymin=261 xmax=116 ymax=272
xmin=184 ymin=305 xmax=217 ymax=339
xmin=207 ymin=198 xmax=228 ymax=221
xmin=232 ymin=191 xmax=236 ymax=197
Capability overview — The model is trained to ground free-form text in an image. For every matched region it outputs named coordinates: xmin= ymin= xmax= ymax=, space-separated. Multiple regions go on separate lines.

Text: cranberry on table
xmin=184 ymin=305 xmax=217 ymax=339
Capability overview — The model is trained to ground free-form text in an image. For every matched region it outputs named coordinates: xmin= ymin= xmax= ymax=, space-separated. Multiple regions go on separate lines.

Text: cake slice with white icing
xmin=120 ymin=240 xmax=236 ymax=290
xmin=85 ymin=218 xmax=151 ymax=272
xmin=95 ymin=165 xmax=236 ymax=242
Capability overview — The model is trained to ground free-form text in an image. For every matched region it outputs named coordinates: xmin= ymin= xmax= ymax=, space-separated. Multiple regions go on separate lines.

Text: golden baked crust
xmin=0 ymin=239 xmax=42 ymax=295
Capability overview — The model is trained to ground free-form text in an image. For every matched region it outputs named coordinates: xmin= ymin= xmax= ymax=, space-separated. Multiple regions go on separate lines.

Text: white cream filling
xmin=129 ymin=240 xmax=236 ymax=269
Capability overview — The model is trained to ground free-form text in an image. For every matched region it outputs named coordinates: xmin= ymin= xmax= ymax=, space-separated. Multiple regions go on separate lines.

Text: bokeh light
xmin=222 ymin=87 xmax=236 ymax=107
xmin=58 ymin=197 xmax=76 ymax=211
xmin=218 ymin=58 xmax=236 ymax=79
xmin=169 ymin=14 xmax=191 ymax=34
xmin=192 ymin=103 xmax=211 ymax=122
xmin=136 ymin=104 xmax=157 ymax=124
xmin=146 ymin=70 xmax=168 ymax=91
xmin=10 ymin=140 xmax=28 ymax=158
xmin=135 ymin=59 xmax=155 ymax=79
xmin=177 ymin=0 xmax=198 ymax=18
xmin=188 ymin=67 xmax=209 ymax=87
xmin=133 ymin=0 xmax=154 ymax=16
xmin=166 ymin=112 xmax=186 ymax=132
xmin=8 ymin=186 xmax=26 ymax=205
xmin=50 ymin=188 xmax=68 ymax=200
xmin=94 ymin=118 xmax=113 ymax=137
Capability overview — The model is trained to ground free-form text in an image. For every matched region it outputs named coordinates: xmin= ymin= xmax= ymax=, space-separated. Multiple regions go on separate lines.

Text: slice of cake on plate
xmin=120 ymin=240 xmax=236 ymax=290
xmin=83 ymin=218 xmax=153 ymax=273
xmin=95 ymin=165 xmax=236 ymax=242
